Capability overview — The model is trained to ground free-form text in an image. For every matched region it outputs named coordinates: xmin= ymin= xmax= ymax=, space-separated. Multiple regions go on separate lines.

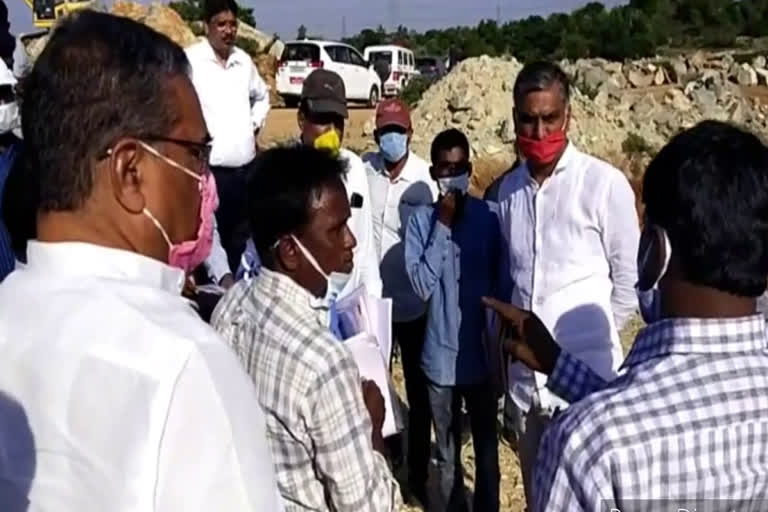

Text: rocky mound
xmin=409 ymin=53 xmax=768 ymax=183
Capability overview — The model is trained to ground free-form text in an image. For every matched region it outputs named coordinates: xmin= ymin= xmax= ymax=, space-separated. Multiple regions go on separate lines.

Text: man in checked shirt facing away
xmin=484 ymin=120 xmax=768 ymax=511
xmin=211 ymin=145 xmax=400 ymax=512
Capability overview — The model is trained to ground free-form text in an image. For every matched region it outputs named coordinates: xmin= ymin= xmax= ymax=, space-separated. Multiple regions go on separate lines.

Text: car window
xmin=282 ymin=43 xmax=320 ymax=62
xmin=398 ymin=51 xmax=404 ymax=65
xmin=349 ymin=48 xmax=367 ymax=67
xmin=408 ymin=53 xmax=414 ymax=67
xmin=326 ymin=45 xmax=350 ymax=64
xmin=370 ymin=51 xmax=392 ymax=65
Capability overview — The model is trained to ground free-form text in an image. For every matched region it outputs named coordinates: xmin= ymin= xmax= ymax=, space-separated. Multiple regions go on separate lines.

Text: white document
xmin=344 ymin=333 xmax=401 ymax=438
xmin=336 ymin=285 xmax=393 ymax=366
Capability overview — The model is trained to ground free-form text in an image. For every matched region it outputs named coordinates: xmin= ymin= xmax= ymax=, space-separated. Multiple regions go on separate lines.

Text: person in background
xmin=405 ymin=128 xmax=502 ymax=512
xmin=236 ymin=69 xmax=383 ymax=300
xmin=0 ymin=0 xmax=29 ymax=78
xmin=211 ymin=146 xmax=399 ymax=511
xmin=186 ymin=0 xmax=270 ymax=277
xmin=494 ymin=61 xmax=639 ymax=508
xmin=0 ymin=59 xmax=20 ymax=278
xmin=363 ymin=98 xmax=438 ymax=506
xmin=0 ymin=12 xmax=282 ymax=510
xmin=484 ymin=120 xmax=768 ymax=511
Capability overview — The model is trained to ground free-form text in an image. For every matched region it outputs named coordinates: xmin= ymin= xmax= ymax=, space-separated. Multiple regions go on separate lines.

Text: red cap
xmin=375 ymin=98 xmax=411 ymax=130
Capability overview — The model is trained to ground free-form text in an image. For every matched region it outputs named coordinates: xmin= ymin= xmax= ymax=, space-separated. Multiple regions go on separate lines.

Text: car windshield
xmin=369 ymin=51 xmax=392 ymax=63
xmin=282 ymin=44 xmax=320 ymax=62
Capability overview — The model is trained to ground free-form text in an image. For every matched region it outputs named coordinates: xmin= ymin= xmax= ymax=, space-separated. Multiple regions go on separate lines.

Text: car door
xmin=349 ymin=47 xmax=373 ymax=98
xmin=326 ymin=45 xmax=358 ymax=99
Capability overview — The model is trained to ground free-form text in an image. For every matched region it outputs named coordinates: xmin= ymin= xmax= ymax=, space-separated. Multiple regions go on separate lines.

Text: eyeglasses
xmin=142 ymin=135 xmax=212 ymax=175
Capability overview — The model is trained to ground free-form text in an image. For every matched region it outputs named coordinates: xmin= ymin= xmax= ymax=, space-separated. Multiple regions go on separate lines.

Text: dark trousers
xmin=212 ymin=162 xmax=254 ymax=273
xmin=427 ymin=379 xmax=500 ymax=512
xmin=393 ymin=315 xmax=431 ymax=495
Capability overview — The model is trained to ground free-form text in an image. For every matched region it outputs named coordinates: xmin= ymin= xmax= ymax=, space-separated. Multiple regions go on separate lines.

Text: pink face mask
xmin=139 ymin=142 xmax=219 ymax=273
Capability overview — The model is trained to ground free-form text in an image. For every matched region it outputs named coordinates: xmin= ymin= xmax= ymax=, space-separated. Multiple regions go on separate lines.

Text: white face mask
xmin=290 ymin=235 xmax=352 ymax=309
xmin=0 ymin=102 xmax=19 ymax=135
xmin=636 ymin=226 xmax=671 ymax=324
xmin=437 ymin=172 xmax=470 ymax=196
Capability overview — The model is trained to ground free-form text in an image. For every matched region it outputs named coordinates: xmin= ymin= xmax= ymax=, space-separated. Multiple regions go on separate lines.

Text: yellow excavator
xmin=22 ymin=0 xmax=94 ymax=30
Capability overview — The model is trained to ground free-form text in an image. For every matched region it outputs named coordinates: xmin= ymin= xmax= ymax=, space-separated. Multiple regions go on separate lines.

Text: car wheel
xmin=368 ymin=86 xmax=380 ymax=108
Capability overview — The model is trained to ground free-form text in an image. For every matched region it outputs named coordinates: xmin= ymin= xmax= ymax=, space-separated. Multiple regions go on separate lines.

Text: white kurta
xmin=0 ymin=241 xmax=283 ymax=511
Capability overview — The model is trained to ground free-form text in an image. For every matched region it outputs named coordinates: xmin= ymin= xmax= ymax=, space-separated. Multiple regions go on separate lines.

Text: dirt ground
xmin=259 ymin=106 xmax=376 ymax=151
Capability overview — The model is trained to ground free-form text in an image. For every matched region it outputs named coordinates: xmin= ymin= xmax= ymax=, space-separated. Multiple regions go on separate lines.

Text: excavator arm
xmin=21 ymin=0 xmax=95 ymax=29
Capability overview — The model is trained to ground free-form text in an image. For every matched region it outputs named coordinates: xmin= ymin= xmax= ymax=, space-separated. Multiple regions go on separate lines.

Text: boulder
xmin=736 ymin=64 xmax=758 ymax=86
xmin=112 ymin=1 xmax=198 ymax=48
xmin=753 ymin=55 xmax=767 ymax=70
xmin=654 ymin=68 xmax=666 ymax=86
xmin=666 ymin=56 xmax=688 ymax=84
xmin=755 ymin=68 xmax=768 ymax=86
xmin=627 ymin=68 xmax=654 ymax=88
xmin=665 ymin=88 xmax=693 ymax=112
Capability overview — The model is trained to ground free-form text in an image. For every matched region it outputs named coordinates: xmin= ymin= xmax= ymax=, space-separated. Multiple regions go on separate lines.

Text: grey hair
xmin=513 ymin=61 xmax=570 ymax=107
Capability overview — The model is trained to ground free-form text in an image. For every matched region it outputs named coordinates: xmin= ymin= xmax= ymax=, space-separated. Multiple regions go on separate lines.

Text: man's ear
xmin=107 ymin=139 xmax=146 ymax=215
xmin=275 ymin=236 xmax=300 ymax=272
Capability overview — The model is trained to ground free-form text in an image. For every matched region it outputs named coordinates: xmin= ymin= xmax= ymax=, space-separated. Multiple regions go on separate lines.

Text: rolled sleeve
xmin=249 ymin=63 xmax=271 ymax=131
xmin=547 ymin=350 xmax=607 ymax=404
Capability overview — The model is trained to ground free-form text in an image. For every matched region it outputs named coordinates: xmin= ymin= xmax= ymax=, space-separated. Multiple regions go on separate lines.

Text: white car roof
xmin=364 ymin=45 xmax=412 ymax=53
xmin=284 ymin=40 xmax=356 ymax=48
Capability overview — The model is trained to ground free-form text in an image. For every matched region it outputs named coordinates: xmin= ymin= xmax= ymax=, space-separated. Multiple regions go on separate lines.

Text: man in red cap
xmin=363 ymin=98 xmax=438 ymax=506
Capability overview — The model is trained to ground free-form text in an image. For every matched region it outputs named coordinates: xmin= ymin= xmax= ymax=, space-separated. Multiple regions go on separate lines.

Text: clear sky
xmin=9 ymin=0 xmax=628 ymax=40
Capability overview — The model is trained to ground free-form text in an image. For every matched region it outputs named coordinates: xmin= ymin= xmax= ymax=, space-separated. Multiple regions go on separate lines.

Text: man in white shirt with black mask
xmin=0 ymin=12 xmax=282 ymax=511
xmin=186 ymin=0 xmax=270 ymax=281
xmin=495 ymin=61 xmax=639 ymax=509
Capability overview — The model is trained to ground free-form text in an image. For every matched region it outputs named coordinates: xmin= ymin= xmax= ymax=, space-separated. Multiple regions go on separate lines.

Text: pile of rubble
xmin=409 ymin=52 xmax=768 ymax=183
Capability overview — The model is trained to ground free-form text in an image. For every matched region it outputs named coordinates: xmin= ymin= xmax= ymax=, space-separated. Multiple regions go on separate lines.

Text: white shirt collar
xmin=25 ymin=241 xmax=186 ymax=295
xmin=521 ymin=141 xmax=577 ymax=184
xmin=202 ymin=38 xmax=244 ymax=68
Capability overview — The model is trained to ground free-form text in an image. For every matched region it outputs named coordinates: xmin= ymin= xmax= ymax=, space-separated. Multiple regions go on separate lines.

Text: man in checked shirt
xmin=485 ymin=120 xmax=768 ymax=511
xmin=211 ymin=145 xmax=399 ymax=511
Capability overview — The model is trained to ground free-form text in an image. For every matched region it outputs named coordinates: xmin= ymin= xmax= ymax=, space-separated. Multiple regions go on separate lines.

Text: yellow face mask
xmin=313 ymin=129 xmax=341 ymax=158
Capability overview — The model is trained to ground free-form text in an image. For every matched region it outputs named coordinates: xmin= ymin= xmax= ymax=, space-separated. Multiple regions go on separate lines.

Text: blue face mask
xmin=636 ymin=226 xmax=671 ymax=324
xmin=379 ymin=132 xmax=408 ymax=163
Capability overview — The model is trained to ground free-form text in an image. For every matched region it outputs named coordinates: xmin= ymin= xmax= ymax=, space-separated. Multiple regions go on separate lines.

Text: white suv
xmin=364 ymin=45 xmax=419 ymax=97
xmin=277 ymin=40 xmax=382 ymax=108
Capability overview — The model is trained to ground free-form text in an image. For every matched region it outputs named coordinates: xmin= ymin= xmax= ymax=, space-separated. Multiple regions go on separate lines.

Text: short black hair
xmin=21 ymin=10 xmax=189 ymax=213
xmin=0 ymin=1 xmax=7 ymax=25
xmin=204 ymin=0 xmax=238 ymax=22
xmin=430 ymin=128 xmax=470 ymax=164
xmin=513 ymin=61 xmax=570 ymax=107
xmin=643 ymin=120 xmax=768 ymax=297
xmin=248 ymin=145 xmax=346 ymax=265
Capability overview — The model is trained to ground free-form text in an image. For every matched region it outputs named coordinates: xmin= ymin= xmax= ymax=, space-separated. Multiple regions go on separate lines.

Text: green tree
xmin=169 ymin=0 xmax=256 ymax=26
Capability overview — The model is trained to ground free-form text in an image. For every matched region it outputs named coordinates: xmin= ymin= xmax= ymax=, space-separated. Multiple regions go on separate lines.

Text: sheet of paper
xmin=363 ymin=294 xmax=393 ymax=368
xmin=344 ymin=333 xmax=401 ymax=438
xmin=196 ymin=283 xmax=227 ymax=295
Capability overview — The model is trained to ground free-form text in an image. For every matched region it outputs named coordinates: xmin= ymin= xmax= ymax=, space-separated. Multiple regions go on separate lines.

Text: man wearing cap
xmin=237 ymin=69 xmax=382 ymax=298
xmin=363 ymin=98 xmax=438 ymax=505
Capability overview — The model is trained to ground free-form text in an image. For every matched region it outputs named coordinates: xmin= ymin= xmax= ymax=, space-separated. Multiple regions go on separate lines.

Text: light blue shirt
xmin=405 ymin=196 xmax=507 ymax=386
